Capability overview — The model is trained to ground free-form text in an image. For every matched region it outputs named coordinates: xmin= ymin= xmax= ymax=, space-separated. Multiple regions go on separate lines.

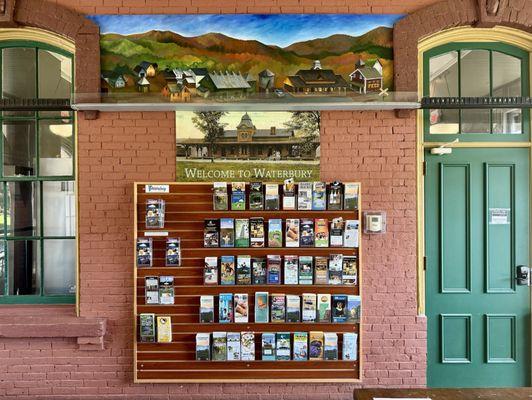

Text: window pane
xmin=0 ymin=241 xmax=5 ymax=296
xmin=6 ymin=181 xmax=39 ymax=237
xmin=8 ymin=239 xmax=40 ymax=295
xmin=429 ymin=51 xmax=459 ymax=134
xmin=492 ymin=51 xmax=521 ymax=97
xmin=39 ymin=120 xmax=73 ymax=176
xmin=38 ymin=50 xmax=72 ymax=118
xmin=460 ymin=50 xmax=490 ymax=96
xmin=461 ymin=109 xmax=490 ymax=134
xmin=2 ymin=47 xmax=36 ymax=117
xmin=429 ymin=109 xmax=459 ymax=134
xmin=43 ymin=239 xmax=75 ymax=295
xmin=3 ymin=120 xmax=36 ymax=177
xmin=43 ymin=181 xmax=75 ymax=236
xmin=493 ymin=108 xmax=522 ymax=134
xmin=0 ymin=183 xmax=4 ymax=234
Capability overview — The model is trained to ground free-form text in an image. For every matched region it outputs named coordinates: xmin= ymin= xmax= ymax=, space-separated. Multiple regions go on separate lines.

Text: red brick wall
xmin=0 ymin=0 xmax=433 ymax=398
xmin=321 ymin=111 xmax=426 ymax=387
xmin=0 ymin=110 xmax=426 ymax=399
xmin=55 ymin=0 xmax=438 ymax=15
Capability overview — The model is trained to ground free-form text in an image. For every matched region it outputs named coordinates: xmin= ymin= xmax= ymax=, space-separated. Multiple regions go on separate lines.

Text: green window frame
xmin=423 ymin=42 xmax=530 ymax=142
xmin=0 ymin=40 xmax=76 ymax=304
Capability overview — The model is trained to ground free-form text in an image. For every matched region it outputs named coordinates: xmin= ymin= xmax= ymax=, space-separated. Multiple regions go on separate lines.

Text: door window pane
xmin=493 ymin=108 xmax=522 ymax=134
xmin=492 ymin=51 xmax=521 ymax=97
xmin=429 ymin=51 xmax=459 ymax=134
xmin=43 ymin=239 xmax=75 ymax=295
xmin=6 ymin=181 xmax=39 ymax=237
xmin=8 ymin=239 xmax=40 ymax=295
xmin=462 ymin=109 xmax=490 ymax=134
xmin=3 ymin=120 xmax=36 ymax=176
xmin=460 ymin=50 xmax=490 ymax=97
xmin=2 ymin=48 xmax=36 ymax=117
xmin=39 ymin=120 xmax=73 ymax=176
xmin=43 ymin=181 xmax=75 ymax=236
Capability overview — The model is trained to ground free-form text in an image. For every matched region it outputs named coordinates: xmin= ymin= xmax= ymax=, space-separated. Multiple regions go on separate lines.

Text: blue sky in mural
xmin=89 ymin=14 xmax=403 ymax=47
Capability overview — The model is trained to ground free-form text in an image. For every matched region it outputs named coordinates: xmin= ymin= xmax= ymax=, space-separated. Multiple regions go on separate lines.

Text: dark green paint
xmin=426 ymin=148 xmax=530 ymax=387
xmin=423 ymin=42 xmax=530 ymax=142
xmin=0 ymin=41 xmax=75 ymax=304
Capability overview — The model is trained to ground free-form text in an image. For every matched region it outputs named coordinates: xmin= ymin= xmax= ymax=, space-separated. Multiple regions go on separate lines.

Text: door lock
xmin=516 ymin=265 xmax=530 ymax=286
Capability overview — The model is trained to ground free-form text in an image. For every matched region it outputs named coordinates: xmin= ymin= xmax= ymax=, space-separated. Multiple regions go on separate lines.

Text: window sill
xmin=0 ymin=305 xmax=106 ymax=351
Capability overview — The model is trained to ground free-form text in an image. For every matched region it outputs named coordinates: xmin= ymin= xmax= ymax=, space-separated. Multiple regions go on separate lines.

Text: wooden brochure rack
xmin=134 ymin=182 xmax=361 ymax=382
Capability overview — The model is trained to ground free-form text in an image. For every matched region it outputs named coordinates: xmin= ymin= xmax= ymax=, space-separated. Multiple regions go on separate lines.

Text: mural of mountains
xmin=100 ymin=25 xmax=394 ymax=92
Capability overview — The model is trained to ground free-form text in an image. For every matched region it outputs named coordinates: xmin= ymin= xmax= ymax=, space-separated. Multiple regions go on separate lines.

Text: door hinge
xmin=423 ymin=256 xmax=427 ymax=271
xmin=422 ymin=161 xmax=426 ymax=176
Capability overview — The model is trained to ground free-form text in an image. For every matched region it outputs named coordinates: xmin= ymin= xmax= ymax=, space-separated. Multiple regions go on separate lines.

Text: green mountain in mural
xmin=100 ymin=26 xmax=394 ymax=92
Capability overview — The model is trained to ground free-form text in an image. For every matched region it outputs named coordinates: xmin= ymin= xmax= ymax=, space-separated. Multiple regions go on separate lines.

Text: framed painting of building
xmin=176 ymin=111 xmax=320 ymax=181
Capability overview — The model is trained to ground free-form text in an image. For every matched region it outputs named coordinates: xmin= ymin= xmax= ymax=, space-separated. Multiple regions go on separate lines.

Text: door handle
xmin=516 ymin=265 xmax=530 ymax=286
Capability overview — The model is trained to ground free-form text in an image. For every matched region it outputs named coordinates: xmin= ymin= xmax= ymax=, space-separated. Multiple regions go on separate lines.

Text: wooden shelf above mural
xmin=72 ymin=92 xmax=420 ymax=112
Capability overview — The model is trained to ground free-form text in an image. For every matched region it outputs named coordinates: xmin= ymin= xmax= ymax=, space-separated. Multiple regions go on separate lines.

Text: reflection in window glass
xmin=8 ymin=240 xmax=40 ymax=295
xmin=6 ymin=181 xmax=39 ymax=237
xmin=2 ymin=48 xmax=36 ymax=117
xmin=493 ymin=109 xmax=522 ymax=134
xmin=38 ymin=50 xmax=72 ymax=98
xmin=429 ymin=51 xmax=459 ymax=97
xmin=2 ymin=48 xmax=36 ymax=98
xmin=43 ymin=181 xmax=75 ymax=236
xmin=492 ymin=51 xmax=521 ymax=97
xmin=429 ymin=109 xmax=459 ymax=134
xmin=38 ymin=50 xmax=72 ymax=118
xmin=43 ymin=239 xmax=76 ymax=295
xmin=2 ymin=121 xmax=36 ymax=176
xmin=429 ymin=51 xmax=459 ymax=134
xmin=460 ymin=50 xmax=490 ymax=97
xmin=39 ymin=120 xmax=73 ymax=176
xmin=461 ymin=109 xmax=490 ymax=134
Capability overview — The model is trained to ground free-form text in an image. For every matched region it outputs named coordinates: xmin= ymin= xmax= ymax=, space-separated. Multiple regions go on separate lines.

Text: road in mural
xmin=89 ymin=14 xmax=402 ymax=102
xmin=175 ymin=111 xmax=320 ymax=182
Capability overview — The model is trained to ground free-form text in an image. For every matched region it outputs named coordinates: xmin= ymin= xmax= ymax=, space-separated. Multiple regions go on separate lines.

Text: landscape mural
xmin=175 ymin=111 xmax=320 ymax=182
xmin=89 ymin=14 xmax=403 ymax=102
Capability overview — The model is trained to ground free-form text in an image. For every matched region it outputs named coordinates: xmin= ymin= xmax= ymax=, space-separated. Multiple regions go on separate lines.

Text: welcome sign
xmin=176 ymin=111 xmax=320 ymax=182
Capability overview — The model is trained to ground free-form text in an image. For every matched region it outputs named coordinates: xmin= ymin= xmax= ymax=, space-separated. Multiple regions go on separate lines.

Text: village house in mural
xmin=349 ymin=59 xmax=384 ymax=93
xmin=92 ymin=14 xmax=400 ymax=101
xmin=178 ymin=113 xmax=319 ymax=159
xmin=284 ymin=60 xmax=349 ymax=94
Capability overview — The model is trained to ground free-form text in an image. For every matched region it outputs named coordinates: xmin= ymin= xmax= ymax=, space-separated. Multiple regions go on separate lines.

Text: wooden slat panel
xmin=137 ymin=360 xmax=357 ymax=370
xmin=136 ymin=369 xmax=358 ymax=380
xmin=134 ymin=182 xmax=361 ymax=383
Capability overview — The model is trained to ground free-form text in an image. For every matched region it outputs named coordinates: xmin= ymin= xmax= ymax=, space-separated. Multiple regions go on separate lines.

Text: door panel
xmin=426 ymin=148 xmax=530 ymax=387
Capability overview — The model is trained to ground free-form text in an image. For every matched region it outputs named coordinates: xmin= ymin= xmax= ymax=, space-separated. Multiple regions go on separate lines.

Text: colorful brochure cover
xmin=267 ymin=219 xmax=283 ymax=247
xmin=234 ymin=293 xmax=249 ymax=323
xmin=220 ymin=255 xmax=236 ymax=285
xmin=293 ymin=332 xmax=308 ymax=361
xmin=231 ymin=182 xmax=246 ymax=210
xmin=219 ymin=293 xmax=234 ymax=323
xmin=254 ymin=292 xmax=269 ymax=323
xmin=220 ymin=218 xmax=235 ymax=248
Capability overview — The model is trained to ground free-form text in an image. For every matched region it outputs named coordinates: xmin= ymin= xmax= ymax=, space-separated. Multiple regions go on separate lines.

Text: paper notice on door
xmin=489 ymin=208 xmax=511 ymax=225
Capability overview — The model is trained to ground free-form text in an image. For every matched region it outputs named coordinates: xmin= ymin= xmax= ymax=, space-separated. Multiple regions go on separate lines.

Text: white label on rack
xmin=145 ymin=184 xmax=169 ymax=193
xmin=144 ymin=231 xmax=169 ymax=237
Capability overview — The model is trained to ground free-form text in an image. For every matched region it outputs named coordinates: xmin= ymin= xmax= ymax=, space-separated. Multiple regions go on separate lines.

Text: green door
xmin=425 ymin=147 xmax=530 ymax=387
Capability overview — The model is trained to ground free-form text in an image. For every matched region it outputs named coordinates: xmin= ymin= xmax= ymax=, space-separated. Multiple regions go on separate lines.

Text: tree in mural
xmin=285 ymin=111 xmax=320 ymax=156
xmin=192 ymin=111 xmax=227 ymax=162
